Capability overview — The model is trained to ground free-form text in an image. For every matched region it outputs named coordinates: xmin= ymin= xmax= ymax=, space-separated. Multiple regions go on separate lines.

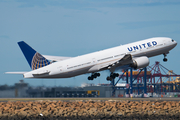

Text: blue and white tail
xmin=18 ymin=41 xmax=51 ymax=70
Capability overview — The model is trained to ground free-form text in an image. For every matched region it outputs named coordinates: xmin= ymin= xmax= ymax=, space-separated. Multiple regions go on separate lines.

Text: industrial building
xmin=0 ymin=80 xmax=28 ymax=98
xmin=0 ymin=61 xmax=180 ymax=98
xmin=0 ymin=80 xmax=126 ymax=98
xmin=26 ymin=84 xmax=126 ymax=98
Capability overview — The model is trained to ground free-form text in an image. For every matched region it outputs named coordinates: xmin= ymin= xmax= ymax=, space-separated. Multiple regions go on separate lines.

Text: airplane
xmin=6 ymin=37 xmax=177 ymax=81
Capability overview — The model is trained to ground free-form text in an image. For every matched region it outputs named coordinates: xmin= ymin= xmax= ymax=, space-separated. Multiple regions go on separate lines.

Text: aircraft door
xmin=92 ymin=58 xmax=96 ymax=64
xmin=57 ymin=66 xmax=63 ymax=72
xmin=163 ymin=40 xmax=166 ymax=45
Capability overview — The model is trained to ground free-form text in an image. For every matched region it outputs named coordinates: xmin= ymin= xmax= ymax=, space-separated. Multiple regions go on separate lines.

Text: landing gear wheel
xmin=106 ymin=76 xmax=113 ymax=81
xmin=88 ymin=76 xmax=93 ymax=80
xmin=163 ymin=58 xmax=168 ymax=62
xmin=114 ymin=73 xmax=119 ymax=77
xmin=107 ymin=73 xmax=119 ymax=81
xmin=96 ymin=73 xmax=100 ymax=77
xmin=88 ymin=73 xmax=100 ymax=80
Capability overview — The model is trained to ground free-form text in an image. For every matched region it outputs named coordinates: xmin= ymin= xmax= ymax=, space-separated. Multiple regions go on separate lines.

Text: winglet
xmin=18 ymin=41 xmax=51 ymax=70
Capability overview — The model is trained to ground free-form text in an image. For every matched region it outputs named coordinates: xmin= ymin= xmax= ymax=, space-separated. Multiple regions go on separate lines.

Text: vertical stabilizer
xmin=18 ymin=41 xmax=51 ymax=70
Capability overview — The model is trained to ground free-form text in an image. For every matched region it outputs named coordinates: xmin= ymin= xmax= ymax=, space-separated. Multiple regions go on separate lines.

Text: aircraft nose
xmin=172 ymin=39 xmax=177 ymax=46
xmin=175 ymin=42 xmax=177 ymax=46
xmin=174 ymin=41 xmax=177 ymax=46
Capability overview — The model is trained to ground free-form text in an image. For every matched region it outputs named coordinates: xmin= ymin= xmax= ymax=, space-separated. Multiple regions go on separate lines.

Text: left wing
xmin=42 ymin=55 xmax=72 ymax=62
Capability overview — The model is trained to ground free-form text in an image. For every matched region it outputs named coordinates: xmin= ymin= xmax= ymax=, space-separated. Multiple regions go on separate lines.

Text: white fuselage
xmin=24 ymin=37 xmax=177 ymax=78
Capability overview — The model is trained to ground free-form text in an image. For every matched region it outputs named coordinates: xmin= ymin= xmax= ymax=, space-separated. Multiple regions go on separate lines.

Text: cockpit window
xmin=172 ymin=39 xmax=174 ymax=42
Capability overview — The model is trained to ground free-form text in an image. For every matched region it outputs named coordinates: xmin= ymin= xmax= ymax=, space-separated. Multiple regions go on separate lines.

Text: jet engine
xmin=131 ymin=56 xmax=149 ymax=69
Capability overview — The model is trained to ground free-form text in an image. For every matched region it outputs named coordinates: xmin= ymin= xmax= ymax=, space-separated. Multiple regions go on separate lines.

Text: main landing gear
xmin=163 ymin=53 xmax=168 ymax=62
xmin=88 ymin=73 xmax=100 ymax=80
xmin=106 ymin=73 xmax=119 ymax=81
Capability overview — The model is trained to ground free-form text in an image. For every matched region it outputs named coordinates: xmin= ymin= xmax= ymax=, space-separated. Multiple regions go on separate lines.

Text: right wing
xmin=98 ymin=54 xmax=149 ymax=72
xmin=99 ymin=54 xmax=133 ymax=72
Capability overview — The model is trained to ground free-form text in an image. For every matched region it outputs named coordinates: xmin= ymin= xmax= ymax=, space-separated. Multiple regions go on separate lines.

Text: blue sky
xmin=0 ymin=0 xmax=180 ymax=87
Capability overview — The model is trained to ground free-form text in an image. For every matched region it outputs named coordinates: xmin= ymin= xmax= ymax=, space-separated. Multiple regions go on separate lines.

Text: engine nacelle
xmin=131 ymin=56 xmax=149 ymax=69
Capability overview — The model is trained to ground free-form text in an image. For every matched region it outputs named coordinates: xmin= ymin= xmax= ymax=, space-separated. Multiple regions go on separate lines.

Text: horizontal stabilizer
xmin=5 ymin=72 xmax=27 ymax=74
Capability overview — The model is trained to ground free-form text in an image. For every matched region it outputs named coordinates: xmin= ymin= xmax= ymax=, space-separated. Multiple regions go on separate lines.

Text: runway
xmin=0 ymin=97 xmax=180 ymax=102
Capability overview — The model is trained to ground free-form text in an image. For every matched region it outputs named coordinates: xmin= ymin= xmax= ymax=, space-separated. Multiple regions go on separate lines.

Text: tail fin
xmin=18 ymin=41 xmax=51 ymax=70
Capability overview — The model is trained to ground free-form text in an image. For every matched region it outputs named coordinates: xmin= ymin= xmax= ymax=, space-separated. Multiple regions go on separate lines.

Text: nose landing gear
xmin=163 ymin=53 xmax=168 ymax=62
